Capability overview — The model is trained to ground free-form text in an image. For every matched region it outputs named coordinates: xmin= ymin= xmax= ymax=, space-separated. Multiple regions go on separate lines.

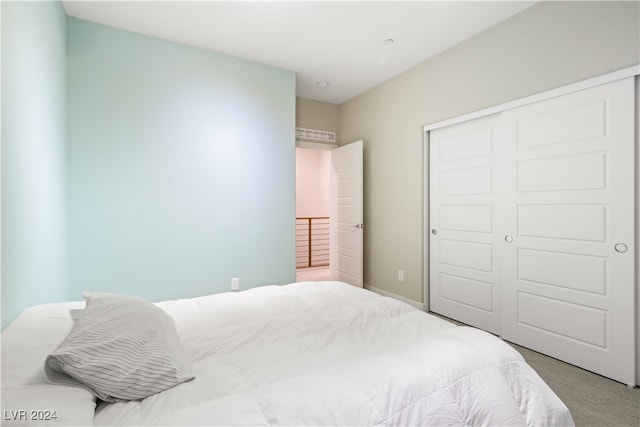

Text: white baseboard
xmin=364 ymin=284 xmax=426 ymax=311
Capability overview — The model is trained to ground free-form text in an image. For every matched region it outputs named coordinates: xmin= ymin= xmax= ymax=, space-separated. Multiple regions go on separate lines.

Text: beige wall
xmin=296 ymin=97 xmax=340 ymax=145
xmin=338 ymin=1 xmax=640 ymax=304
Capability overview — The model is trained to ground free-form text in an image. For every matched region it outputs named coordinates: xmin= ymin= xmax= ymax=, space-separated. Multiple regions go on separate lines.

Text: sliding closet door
xmin=429 ymin=114 xmax=502 ymax=334
xmin=500 ymin=78 xmax=636 ymax=386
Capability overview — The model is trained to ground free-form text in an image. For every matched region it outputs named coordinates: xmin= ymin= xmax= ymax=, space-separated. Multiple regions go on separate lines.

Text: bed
xmin=1 ymin=281 xmax=574 ymax=426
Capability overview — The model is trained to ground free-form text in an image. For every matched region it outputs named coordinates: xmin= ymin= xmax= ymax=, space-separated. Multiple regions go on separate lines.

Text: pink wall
xmin=296 ymin=148 xmax=330 ymax=217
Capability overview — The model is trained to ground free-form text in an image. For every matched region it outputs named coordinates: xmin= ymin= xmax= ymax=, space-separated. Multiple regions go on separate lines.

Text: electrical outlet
xmin=398 ymin=270 xmax=404 ymax=282
xmin=231 ymin=277 xmax=239 ymax=291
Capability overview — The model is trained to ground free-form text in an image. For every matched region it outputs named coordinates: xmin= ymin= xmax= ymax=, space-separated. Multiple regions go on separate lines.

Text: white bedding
xmin=2 ymin=281 xmax=574 ymax=426
xmin=1 ymin=301 xmax=96 ymax=426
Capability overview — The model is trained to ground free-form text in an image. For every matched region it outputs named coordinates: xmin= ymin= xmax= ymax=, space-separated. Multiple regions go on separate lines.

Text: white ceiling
xmin=62 ymin=1 xmax=536 ymax=105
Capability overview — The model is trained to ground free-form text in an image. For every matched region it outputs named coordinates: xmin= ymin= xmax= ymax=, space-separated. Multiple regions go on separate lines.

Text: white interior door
xmin=429 ymin=115 xmax=502 ymax=334
xmin=429 ymin=77 xmax=636 ymax=385
xmin=330 ymin=140 xmax=363 ymax=287
xmin=500 ymin=78 xmax=636 ymax=386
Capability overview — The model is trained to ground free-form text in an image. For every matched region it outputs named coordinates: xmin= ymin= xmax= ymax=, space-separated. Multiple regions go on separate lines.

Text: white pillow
xmin=44 ymin=293 xmax=194 ymax=402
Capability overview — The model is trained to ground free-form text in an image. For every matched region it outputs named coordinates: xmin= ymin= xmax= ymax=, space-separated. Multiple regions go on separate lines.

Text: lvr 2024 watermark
xmin=3 ymin=410 xmax=58 ymax=421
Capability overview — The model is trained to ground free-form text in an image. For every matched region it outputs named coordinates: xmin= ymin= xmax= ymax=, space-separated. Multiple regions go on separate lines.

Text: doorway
xmin=295 ymin=146 xmax=331 ymax=281
xmin=295 ymin=140 xmax=364 ymax=286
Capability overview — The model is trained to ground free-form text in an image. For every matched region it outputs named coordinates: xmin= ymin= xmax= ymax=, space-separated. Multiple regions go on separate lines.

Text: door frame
xmin=294 ymin=140 xmax=364 ymax=287
xmin=296 ymin=140 xmax=338 ymax=151
xmin=422 ymin=64 xmax=640 ymax=385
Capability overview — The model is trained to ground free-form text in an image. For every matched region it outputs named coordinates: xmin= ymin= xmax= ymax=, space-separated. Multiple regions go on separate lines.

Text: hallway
xmin=296 ymin=266 xmax=330 ymax=282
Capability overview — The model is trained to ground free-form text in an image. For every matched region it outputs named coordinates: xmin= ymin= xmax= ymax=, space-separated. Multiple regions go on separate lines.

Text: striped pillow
xmin=44 ymin=293 xmax=194 ymax=402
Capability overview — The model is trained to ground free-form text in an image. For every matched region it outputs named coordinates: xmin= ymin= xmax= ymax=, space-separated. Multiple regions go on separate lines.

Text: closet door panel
xmin=439 ymin=204 xmax=492 ymax=233
xmin=515 ymin=98 xmax=606 ymax=150
xmin=501 ymin=78 xmax=635 ymax=386
xmin=517 ymin=204 xmax=607 ymax=242
xmin=429 ymin=114 xmax=502 ymax=334
xmin=517 ymin=151 xmax=607 ymax=192
xmin=517 ymin=248 xmax=606 ymax=294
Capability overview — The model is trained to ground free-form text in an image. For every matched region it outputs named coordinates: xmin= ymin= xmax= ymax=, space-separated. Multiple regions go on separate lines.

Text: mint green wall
xmin=1 ymin=1 xmax=68 ymax=328
xmin=66 ymin=18 xmax=296 ymax=301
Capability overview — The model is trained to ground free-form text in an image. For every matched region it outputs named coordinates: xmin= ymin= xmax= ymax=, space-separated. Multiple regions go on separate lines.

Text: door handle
xmin=355 ymin=224 xmax=364 ymax=229
xmin=505 ymin=235 xmax=514 ymax=243
xmin=615 ymin=243 xmax=628 ymax=253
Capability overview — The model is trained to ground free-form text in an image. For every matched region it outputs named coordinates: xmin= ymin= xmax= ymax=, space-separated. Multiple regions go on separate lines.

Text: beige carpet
xmin=430 ymin=313 xmax=639 ymax=426
xmin=508 ymin=342 xmax=640 ymax=427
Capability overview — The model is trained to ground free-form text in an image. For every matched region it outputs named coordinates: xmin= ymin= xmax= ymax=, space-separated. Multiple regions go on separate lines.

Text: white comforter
xmin=90 ymin=281 xmax=573 ymax=426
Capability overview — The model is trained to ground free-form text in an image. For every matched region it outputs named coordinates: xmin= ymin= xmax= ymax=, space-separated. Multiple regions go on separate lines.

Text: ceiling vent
xmin=295 ymin=127 xmax=336 ymax=143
